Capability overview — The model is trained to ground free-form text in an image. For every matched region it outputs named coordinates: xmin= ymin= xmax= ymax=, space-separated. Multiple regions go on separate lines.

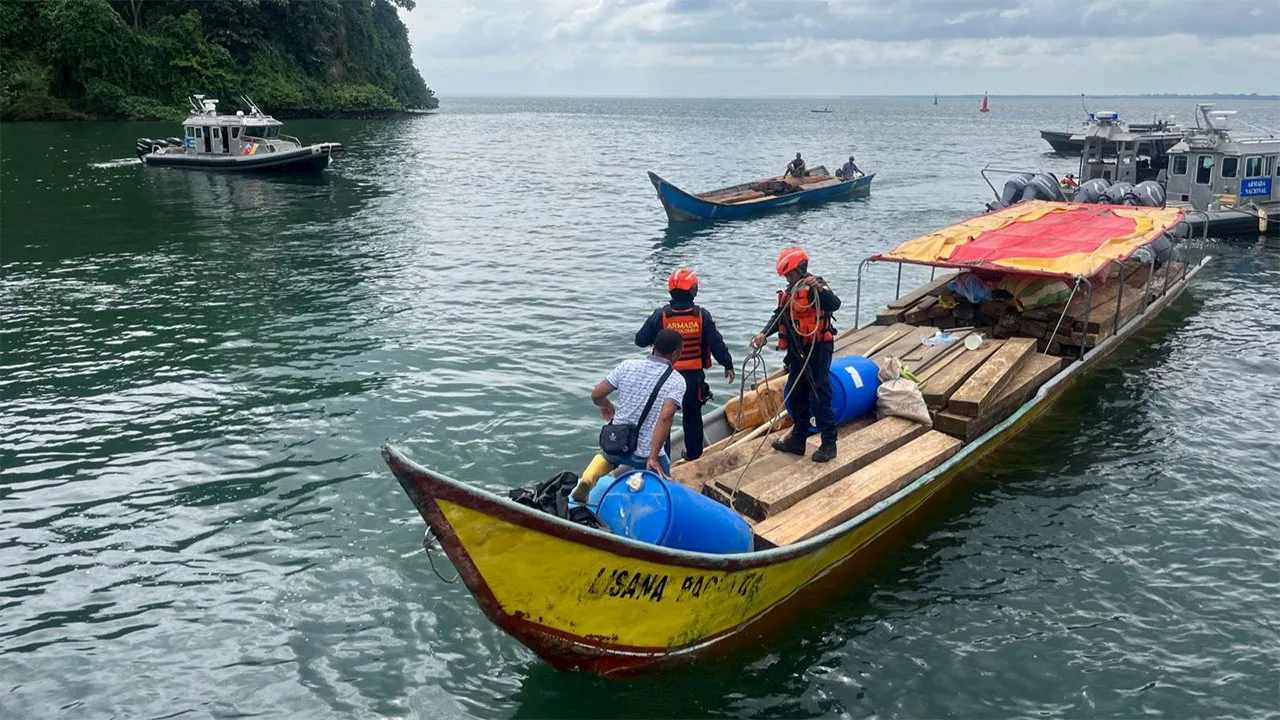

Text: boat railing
xmin=979 ymin=164 xmax=1056 ymax=201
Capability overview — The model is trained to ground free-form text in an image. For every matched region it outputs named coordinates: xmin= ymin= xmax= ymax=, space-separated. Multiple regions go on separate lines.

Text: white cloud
xmin=397 ymin=0 xmax=1280 ymax=96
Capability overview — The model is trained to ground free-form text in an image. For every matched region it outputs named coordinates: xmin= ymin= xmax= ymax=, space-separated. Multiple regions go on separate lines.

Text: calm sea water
xmin=2 ymin=97 xmax=1278 ymax=719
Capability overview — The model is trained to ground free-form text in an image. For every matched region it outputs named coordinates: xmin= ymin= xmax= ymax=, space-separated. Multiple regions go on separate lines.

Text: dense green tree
xmin=1 ymin=0 xmax=438 ymax=120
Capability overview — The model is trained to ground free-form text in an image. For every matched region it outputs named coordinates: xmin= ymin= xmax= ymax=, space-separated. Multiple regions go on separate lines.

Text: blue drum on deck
xmin=596 ymin=471 xmax=753 ymax=554
xmin=829 ymin=355 xmax=881 ymax=425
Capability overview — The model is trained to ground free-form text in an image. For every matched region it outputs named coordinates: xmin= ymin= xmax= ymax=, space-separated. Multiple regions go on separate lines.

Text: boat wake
xmin=90 ymin=157 xmax=143 ymax=169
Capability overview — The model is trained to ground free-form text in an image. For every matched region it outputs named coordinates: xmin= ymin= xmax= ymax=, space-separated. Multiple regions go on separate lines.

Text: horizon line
xmin=433 ymin=92 xmax=1280 ymax=101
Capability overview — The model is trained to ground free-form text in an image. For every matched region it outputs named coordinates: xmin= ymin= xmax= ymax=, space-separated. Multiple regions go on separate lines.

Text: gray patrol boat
xmin=136 ymin=95 xmax=344 ymax=173
xmin=987 ymin=104 xmax=1280 ymax=236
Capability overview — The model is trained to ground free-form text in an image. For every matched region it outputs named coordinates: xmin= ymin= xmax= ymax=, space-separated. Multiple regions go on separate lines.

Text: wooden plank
xmin=886 ymin=272 xmax=959 ymax=309
xmin=875 ymin=309 xmax=904 ymax=325
xmin=732 ymin=417 xmax=929 ymax=521
xmin=947 ymin=337 xmax=1036 ymax=415
xmin=920 ymin=339 xmax=1003 ymax=408
xmin=871 ymin=327 xmax=937 ymax=365
xmin=688 ymin=418 xmax=875 ymax=497
xmin=841 ymin=323 xmax=914 ymax=358
xmin=753 ymin=431 xmax=963 ymax=548
xmin=933 ymin=353 xmax=1065 ymax=441
xmin=904 ymin=295 xmax=939 ymax=324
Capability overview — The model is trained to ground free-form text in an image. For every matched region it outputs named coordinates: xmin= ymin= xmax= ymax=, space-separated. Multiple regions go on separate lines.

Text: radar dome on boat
xmin=236 ymin=110 xmax=244 ymax=116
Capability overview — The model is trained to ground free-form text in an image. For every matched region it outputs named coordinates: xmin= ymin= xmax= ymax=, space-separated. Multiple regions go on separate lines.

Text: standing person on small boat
xmin=838 ymin=155 xmax=863 ymax=181
xmin=750 ymin=246 xmax=842 ymax=463
xmin=590 ymin=329 xmax=687 ymax=478
xmin=635 ymin=268 xmax=736 ymax=461
xmin=784 ymin=153 xmax=807 ymax=178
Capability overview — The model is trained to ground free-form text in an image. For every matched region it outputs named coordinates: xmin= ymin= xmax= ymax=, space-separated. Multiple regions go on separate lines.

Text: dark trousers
xmin=678 ymin=368 xmax=707 ymax=460
xmin=785 ymin=340 xmax=836 ymax=445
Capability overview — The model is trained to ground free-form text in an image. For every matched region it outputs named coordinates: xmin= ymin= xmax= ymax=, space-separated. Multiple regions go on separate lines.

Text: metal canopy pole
xmin=1106 ymin=259 xmax=1125 ymax=336
xmin=854 ymin=258 xmax=873 ymax=328
xmin=1079 ymin=277 xmax=1094 ymax=360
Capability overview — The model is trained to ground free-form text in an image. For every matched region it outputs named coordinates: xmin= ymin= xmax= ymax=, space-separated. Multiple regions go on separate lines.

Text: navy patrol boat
xmin=988 ymin=105 xmax=1279 ymax=237
xmin=136 ymin=96 xmax=344 ymax=173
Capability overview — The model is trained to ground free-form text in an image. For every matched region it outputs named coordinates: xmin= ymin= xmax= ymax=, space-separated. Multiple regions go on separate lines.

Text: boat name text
xmin=585 ymin=567 xmax=764 ymax=603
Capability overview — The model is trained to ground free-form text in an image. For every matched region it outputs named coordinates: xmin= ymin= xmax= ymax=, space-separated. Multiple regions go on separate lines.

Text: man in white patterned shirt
xmin=590 ymin=329 xmax=687 ymax=478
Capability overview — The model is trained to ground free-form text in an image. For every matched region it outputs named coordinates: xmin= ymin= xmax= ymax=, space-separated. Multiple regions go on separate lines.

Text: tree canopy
xmin=1 ymin=0 xmax=438 ymax=120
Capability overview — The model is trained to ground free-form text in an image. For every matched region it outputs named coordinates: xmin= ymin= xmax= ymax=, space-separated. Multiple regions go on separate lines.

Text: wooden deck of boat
xmin=673 ymin=257 xmax=1188 ymax=551
xmin=696 ymin=174 xmax=839 ymax=205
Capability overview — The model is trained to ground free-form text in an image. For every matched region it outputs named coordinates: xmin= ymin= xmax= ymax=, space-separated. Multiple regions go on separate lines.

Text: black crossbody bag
xmin=599 ymin=365 xmax=674 ymax=457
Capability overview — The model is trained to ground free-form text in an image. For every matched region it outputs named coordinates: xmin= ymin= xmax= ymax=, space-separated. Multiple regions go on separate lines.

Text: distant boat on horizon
xmin=980 ymin=92 xmax=990 ymax=113
xmin=933 ymin=94 xmax=938 ymax=105
xmin=810 ymin=106 xmax=833 ymax=113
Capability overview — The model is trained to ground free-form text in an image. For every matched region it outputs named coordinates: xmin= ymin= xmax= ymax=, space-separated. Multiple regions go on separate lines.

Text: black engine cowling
xmin=1103 ymin=182 xmax=1134 ymax=205
xmin=1125 ymin=180 xmax=1166 ymax=208
xmin=1073 ymin=178 xmax=1111 ymax=204
xmin=1019 ymin=173 xmax=1067 ymax=203
xmin=998 ymin=173 xmax=1034 ymax=209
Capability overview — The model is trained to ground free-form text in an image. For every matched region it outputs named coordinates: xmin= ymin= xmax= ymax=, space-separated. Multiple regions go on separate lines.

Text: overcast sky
xmin=399 ymin=0 xmax=1280 ymax=97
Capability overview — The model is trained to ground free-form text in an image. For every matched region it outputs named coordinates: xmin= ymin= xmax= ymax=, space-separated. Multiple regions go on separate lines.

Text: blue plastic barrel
xmin=597 ymin=471 xmax=753 ymax=554
xmin=829 ymin=355 xmax=881 ymax=425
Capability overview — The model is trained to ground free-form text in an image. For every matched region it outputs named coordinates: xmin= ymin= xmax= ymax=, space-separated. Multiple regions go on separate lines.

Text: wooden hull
xmin=381 ymin=257 xmax=1208 ymax=675
xmin=649 ymin=171 xmax=874 ymax=223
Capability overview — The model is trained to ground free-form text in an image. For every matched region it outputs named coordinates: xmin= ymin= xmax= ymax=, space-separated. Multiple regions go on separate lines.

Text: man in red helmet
xmin=751 ymin=246 xmax=842 ymax=463
xmin=636 ymin=268 xmax=735 ymax=460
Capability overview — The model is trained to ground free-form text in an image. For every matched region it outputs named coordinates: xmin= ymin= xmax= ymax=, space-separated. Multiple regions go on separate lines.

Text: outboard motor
xmin=135 ymin=138 xmax=155 ymax=158
xmin=999 ymin=173 xmax=1034 ymax=209
xmin=1073 ymin=178 xmax=1111 ymax=204
xmin=1126 ymin=180 xmax=1166 ymax=208
xmin=1103 ymin=181 xmax=1134 ymax=205
xmin=1151 ymin=233 xmax=1174 ymax=264
xmin=165 ymin=137 xmax=183 ymax=146
xmin=1019 ymin=173 xmax=1068 ymax=203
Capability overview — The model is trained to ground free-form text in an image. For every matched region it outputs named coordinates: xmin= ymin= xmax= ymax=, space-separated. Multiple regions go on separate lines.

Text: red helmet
xmin=776 ymin=246 xmax=808 ymax=276
xmin=668 ymin=268 xmax=698 ymax=292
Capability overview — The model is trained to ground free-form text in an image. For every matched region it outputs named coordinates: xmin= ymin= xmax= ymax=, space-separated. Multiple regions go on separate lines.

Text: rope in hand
xmin=725 ymin=280 xmax=823 ymax=506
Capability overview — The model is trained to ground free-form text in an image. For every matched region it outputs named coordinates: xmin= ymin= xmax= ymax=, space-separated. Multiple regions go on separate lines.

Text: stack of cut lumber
xmin=875 ymin=261 xmax=1185 ymax=353
xmin=751 ymin=427 xmax=961 ymax=548
xmin=923 ymin=337 xmax=1067 ymax=442
xmin=699 ymin=189 xmax=767 ymax=204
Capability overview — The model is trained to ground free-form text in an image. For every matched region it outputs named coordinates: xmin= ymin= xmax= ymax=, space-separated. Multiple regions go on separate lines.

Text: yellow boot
xmin=571 ymin=454 xmax=616 ymax=503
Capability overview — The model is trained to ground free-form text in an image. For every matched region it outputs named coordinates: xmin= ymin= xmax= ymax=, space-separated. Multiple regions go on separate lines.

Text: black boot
xmin=812 ymin=442 xmax=837 ymax=463
xmin=771 ymin=434 xmax=808 ymax=456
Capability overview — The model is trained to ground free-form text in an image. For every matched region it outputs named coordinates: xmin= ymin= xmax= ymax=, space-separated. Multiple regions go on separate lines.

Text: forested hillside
xmin=0 ymin=0 xmax=438 ymax=120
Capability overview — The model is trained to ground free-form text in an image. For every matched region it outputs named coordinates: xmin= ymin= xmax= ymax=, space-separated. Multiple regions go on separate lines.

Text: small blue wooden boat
xmin=648 ymin=167 xmax=874 ymax=223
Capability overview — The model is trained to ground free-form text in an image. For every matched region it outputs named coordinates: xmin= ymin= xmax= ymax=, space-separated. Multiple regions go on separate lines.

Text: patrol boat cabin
xmin=986 ymin=105 xmax=1279 ymax=237
xmin=1075 ymin=105 xmax=1279 ymax=235
xmin=135 ymin=95 xmax=344 ymax=173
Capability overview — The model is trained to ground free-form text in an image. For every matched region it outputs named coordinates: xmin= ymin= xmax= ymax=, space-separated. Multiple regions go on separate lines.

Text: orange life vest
xmin=776 ymin=278 xmax=835 ymax=350
xmin=661 ymin=306 xmax=709 ymax=371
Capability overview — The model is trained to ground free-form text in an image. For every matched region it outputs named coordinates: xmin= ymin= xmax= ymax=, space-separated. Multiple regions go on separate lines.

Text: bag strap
xmin=635 ymin=364 xmax=675 ymax=430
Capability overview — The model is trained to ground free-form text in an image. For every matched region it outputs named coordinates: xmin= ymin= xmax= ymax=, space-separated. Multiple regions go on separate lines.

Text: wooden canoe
xmin=382 ymin=205 xmax=1209 ymax=676
xmin=649 ymin=167 xmax=873 ymax=223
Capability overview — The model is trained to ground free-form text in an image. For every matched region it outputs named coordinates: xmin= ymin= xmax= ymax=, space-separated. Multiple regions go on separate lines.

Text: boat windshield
xmin=243 ymin=125 xmax=280 ymax=139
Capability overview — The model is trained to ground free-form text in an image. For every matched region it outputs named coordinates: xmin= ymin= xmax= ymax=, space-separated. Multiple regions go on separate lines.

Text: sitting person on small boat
xmin=837 ymin=156 xmax=863 ymax=181
xmin=784 ymin=153 xmax=807 ymax=178
xmin=751 ymin=246 xmax=842 ymax=463
xmin=635 ymin=268 xmax=736 ymax=462
xmin=591 ymin=328 xmax=687 ymax=478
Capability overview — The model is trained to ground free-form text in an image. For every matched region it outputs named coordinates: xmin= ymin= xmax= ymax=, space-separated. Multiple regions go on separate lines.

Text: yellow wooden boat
xmin=382 ymin=201 xmax=1210 ymax=676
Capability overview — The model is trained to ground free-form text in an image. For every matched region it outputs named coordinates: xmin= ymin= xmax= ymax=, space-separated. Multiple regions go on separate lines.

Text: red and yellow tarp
xmin=876 ymin=201 xmax=1184 ymax=279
